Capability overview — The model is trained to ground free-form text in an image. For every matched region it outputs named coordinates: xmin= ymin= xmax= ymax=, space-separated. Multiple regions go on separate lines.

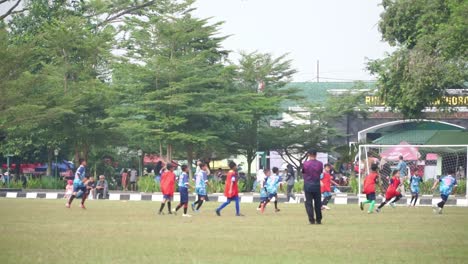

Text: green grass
xmin=0 ymin=199 xmax=467 ymax=264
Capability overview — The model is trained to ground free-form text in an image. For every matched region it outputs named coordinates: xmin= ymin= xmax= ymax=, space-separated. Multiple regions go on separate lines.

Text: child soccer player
xmin=321 ymin=164 xmax=339 ymax=210
xmin=64 ymin=180 xmax=73 ymax=199
xmin=66 ymin=159 xmax=89 ymax=209
xmin=376 ymin=170 xmax=402 ymax=213
xmin=174 ymin=165 xmax=193 ymax=217
xmin=216 ymin=161 xmax=243 ymax=216
xmin=257 ymin=168 xmax=270 ymax=212
xmin=360 ymin=164 xmax=379 ymax=214
xmin=409 ymin=173 xmax=423 ymax=206
xmin=159 ymin=163 xmax=176 ymax=215
xmin=262 ymin=167 xmax=282 ymax=213
xmin=431 ymin=169 xmax=457 ymax=214
xmin=192 ymin=163 xmax=209 ymax=212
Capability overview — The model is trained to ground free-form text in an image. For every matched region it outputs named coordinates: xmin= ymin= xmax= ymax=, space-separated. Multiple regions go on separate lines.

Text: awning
xmin=380 ymin=142 xmax=421 ymax=161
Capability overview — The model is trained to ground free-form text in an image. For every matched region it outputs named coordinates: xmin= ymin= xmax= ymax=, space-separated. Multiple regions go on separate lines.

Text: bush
xmin=25 ymin=177 xmax=63 ymax=190
xmin=137 ymin=176 xmax=160 ymax=193
xmin=349 ymin=175 xmax=358 ymax=194
xmin=208 ymin=179 xmax=224 ymax=193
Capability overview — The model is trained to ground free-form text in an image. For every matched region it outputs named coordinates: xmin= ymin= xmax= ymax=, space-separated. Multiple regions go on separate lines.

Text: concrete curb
xmin=1 ymin=191 xmax=467 ymax=207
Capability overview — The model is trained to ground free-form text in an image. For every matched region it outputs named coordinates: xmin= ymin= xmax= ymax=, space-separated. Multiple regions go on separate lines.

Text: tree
xmin=224 ymin=52 xmax=297 ymax=177
xmin=368 ymin=0 xmax=467 ymax=118
xmin=109 ymin=2 xmax=237 ymax=175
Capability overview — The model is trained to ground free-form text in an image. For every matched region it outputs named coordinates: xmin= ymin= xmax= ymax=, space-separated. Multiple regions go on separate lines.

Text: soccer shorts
xmin=410 ymin=186 xmax=420 ymax=194
xmin=179 ymin=187 xmax=189 ymax=203
xmin=163 ymin=194 xmax=173 ymax=200
xmin=385 ymin=189 xmax=400 ymax=200
xmin=268 ymin=193 xmax=278 ymax=199
xmin=441 ymin=194 xmax=449 ymax=202
xmin=366 ymin=193 xmax=376 ymax=201
xmin=260 ymin=197 xmax=268 ymax=203
xmin=196 ymin=187 xmax=207 ymax=196
xmin=322 ymin=191 xmax=332 ymax=198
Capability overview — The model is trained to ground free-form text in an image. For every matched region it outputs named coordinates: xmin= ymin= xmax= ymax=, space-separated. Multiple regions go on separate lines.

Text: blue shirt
xmin=439 ymin=175 xmax=457 ymax=196
xmin=178 ymin=172 xmax=189 ymax=188
xmin=265 ymin=174 xmax=281 ymax=194
xmin=410 ymin=176 xmax=422 ymax=189
xmin=397 ymin=161 xmax=407 ymax=176
xmin=195 ymin=171 xmax=208 ymax=189
xmin=74 ymin=165 xmax=86 ymax=186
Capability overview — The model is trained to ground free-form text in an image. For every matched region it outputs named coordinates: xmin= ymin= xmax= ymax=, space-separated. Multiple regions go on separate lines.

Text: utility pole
xmin=316 ymin=60 xmax=320 ymax=83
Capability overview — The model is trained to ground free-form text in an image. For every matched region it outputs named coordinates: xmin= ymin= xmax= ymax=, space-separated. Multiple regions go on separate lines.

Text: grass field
xmin=0 ymin=199 xmax=467 ymax=264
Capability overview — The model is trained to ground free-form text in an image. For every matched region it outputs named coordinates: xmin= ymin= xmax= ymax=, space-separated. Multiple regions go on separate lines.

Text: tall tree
xmin=368 ymin=0 xmax=467 ymax=118
xmin=224 ymin=52 xmax=297 ymax=177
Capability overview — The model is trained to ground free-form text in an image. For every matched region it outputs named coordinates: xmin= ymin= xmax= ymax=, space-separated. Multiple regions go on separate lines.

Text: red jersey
xmin=385 ymin=175 xmax=401 ymax=200
xmin=363 ymin=172 xmax=378 ymax=194
xmin=321 ymin=172 xmax=332 ymax=193
xmin=160 ymin=171 xmax=175 ymax=195
xmin=224 ymin=170 xmax=239 ymax=198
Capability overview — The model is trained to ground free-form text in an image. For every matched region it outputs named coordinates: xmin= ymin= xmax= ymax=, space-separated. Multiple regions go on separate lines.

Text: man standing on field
xmin=302 ymin=149 xmax=323 ymax=224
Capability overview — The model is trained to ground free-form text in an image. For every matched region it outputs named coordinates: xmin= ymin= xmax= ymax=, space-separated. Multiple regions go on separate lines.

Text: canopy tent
xmin=143 ymin=155 xmax=165 ymax=165
xmin=34 ymin=161 xmax=74 ymax=172
xmin=2 ymin=163 xmax=43 ymax=173
xmin=380 ymin=142 xmax=421 ymax=161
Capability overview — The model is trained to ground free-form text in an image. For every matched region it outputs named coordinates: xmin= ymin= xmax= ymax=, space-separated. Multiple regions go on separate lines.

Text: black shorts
xmin=366 ymin=193 xmax=376 ymax=201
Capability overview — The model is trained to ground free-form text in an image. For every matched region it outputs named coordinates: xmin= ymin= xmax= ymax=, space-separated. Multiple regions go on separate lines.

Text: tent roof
xmin=425 ymin=131 xmax=468 ymax=145
xmin=373 ymin=130 xmax=439 ymax=145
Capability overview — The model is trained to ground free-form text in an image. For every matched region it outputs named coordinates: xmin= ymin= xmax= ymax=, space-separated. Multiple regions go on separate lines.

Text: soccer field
xmin=0 ymin=199 xmax=467 ymax=264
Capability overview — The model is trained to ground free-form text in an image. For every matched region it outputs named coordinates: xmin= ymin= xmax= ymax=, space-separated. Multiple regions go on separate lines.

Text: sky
xmin=192 ymin=0 xmax=394 ymax=82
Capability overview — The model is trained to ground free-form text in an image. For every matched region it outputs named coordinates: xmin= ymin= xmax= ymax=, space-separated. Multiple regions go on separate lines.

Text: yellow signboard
xmin=365 ymin=96 xmax=468 ymax=106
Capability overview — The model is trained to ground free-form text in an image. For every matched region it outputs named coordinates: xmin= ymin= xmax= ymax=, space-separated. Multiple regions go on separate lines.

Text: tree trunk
xmin=246 ymin=150 xmax=255 ymax=179
xmin=46 ymin=150 xmax=53 ymax=177
xmin=187 ymin=144 xmax=194 ymax=178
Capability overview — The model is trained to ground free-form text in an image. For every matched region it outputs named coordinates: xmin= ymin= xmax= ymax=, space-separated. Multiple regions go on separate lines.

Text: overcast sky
xmin=1 ymin=0 xmax=393 ymax=82
xmin=193 ymin=0 xmax=394 ymax=82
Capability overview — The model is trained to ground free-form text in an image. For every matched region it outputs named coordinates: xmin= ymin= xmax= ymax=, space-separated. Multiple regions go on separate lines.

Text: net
xmin=358 ymin=144 xmax=467 ymax=196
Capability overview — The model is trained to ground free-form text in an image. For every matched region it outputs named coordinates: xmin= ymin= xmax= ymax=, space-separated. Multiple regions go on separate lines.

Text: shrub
xmin=137 ymin=176 xmax=160 ymax=193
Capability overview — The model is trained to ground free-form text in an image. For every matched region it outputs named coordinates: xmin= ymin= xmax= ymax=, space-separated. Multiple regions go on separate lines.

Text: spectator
xmin=95 ymin=175 xmax=108 ymax=199
xmin=3 ymin=170 xmax=10 ymax=186
xmin=154 ymin=161 xmax=163 ymax=182
xmin=252 ymin=166 xmax=265 ymax=192
xmin=302 ymin=149 xmax=323 ymax=225
xmin=215 ymin=168 xmax=223 ymax=182
xmin=87 ymin=177 xmax=96 ymax=200
xmin=121 ymin=169 xmax=128 ymax=191
xmin=129 ymin=168 xmax=138 ymax=191
xmin=64 ymin=180 xmax=73 ymax=199
xmin=285 ymin=164 xmax=296 ymax=202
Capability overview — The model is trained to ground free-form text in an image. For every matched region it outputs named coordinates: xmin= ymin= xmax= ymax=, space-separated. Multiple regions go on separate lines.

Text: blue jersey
xmin=259 ymin=178 xmax=268 ymax=198
xmin=178 ymin=172 xmax=189 ymax=188
xmin=195 ymin=171 xmax=208 ymax=189
xmin=73 ymin=165 xmax=86 ymax=186
xmin=265 ymin=174 xmax=281 ymax=194
xmin=410 ymin=176 xmax=422 ymax=188
xmin=439 ymin=175 xmax=457 ymax=196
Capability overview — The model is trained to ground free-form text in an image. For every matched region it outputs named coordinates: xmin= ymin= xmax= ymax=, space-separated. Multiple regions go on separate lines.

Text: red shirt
xmin=224 ymin=170 xmax=239 ymax=198
xmin=363 ymin=172 xmax=378 ymax=194
xmin=321 ymin=172 xmax=332 ymax=193
xmin=387 ymin=175 xmax=400 ymax=191
xmin=160 ymin=171 xmax=175 ymax=195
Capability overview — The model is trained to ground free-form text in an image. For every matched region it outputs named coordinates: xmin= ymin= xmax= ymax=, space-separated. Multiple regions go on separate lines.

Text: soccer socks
xmin=167 ymin=202 xmax=172 ymax=213
xmin=393 ymin=194 xmax=402 ymax=203
xmin=196 ymin=200 xmax=204 ymax=210
xmin=274 ymin=200 xmax=278 ymax=210
xmin=368 ymin=200 xmax=375 ymax=212
xmin=175 ymin=203 xmax=182 ymax=211
xmin=377 ymin=200 xmax=388 ymax=209
xmin=362 ymin=200 xmax=371 ymax=204
xmin=410 ymin=196 xmax=415 ymax=205
xmin=438 ymin=200 xmax=446 ymax=208
xmin=322 ymin=196 xmax=331 ymax=206
xmin=68 ymin=195 xmax=76 ymax=205
xmin=159 ymin=203 xmax=166 ymax=213
xmin=413 ymin=194 xmax=419 ymax=206
xmin=184 ymin=207 xmax=188 ymax=214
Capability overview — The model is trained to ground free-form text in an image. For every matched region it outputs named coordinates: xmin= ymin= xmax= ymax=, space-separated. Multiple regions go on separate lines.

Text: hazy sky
xmin=1 ymin=0 xmax=393 ymax=82
xmin=193 ymin=0 xmax=394 ymax=82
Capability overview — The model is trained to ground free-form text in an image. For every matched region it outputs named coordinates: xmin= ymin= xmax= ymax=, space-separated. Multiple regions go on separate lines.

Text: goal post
xmin=357 ymin=144 xmax=468 ymax=198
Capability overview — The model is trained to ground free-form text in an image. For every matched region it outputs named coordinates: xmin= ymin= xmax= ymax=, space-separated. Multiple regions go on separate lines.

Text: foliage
xmin=368 ymin=0 xmax=467 ymax=118
xmin=207 ymin=179 xmax=225 ymax=193
xmin=137 ymin=176 xmax=160 ymax=193
xmin=349 ymin=175 xmax=358 ymax=194
xmin=25 ymin=177 xmax=64 ymax=190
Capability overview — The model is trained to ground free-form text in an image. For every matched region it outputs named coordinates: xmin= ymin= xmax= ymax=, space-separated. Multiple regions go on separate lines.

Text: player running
xmin=376 ymin=170 xmax=403 ymax=213
xmin=321 ymin=164 xmax=339 ymax=210
xmin=173 ymin=165 xmax=193 ymax=217
xmin=409 ymin=173 xmax=423 ymax=207
xmin=431 ymin=169 xmax=457 ymax=214
xmin=257 ymin=168 xmax=269 ymax=212
xmin=158 ymin=163 xmax=176 ymax=215
xmin=66 ymin=159 xmax=89 ymax=209
xmin=360 ymin=164 xmax=379 ymax=214
xmin=260 ymin=167 xmax=282 ymax=213
xmin=215 ymin=161 xmax=243 ymax=216
xmin=192 ymin=163 xmax=209 ymax=212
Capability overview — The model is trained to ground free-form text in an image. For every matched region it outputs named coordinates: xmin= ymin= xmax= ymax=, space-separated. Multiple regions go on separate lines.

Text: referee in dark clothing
xmin=302 ymin=149 xmax=324 ymax=224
